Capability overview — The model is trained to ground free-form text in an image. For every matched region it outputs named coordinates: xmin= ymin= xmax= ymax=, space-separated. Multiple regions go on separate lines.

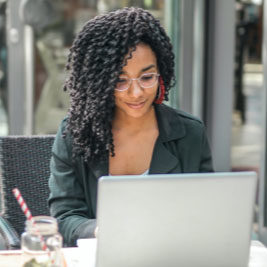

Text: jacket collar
xmin=154 ymin=103 xmax=185 ymax=142
xmin=90 ymin=104 xmax=186 ymax=178
xmin=149 ymin=104 xmax=185 ymax=174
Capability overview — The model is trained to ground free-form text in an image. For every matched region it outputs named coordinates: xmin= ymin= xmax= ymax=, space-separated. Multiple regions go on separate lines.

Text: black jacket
xmin=48 ymin=104 xmax=213 ymax=246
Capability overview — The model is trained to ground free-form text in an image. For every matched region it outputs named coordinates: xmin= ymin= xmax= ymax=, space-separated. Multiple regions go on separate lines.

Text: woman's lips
xmin=126 ymin=101 xmax=146 ymax=109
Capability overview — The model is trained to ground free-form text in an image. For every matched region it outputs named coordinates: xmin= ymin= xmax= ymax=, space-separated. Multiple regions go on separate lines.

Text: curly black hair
xmin=63 ymin=7 xmax=175 ymax=162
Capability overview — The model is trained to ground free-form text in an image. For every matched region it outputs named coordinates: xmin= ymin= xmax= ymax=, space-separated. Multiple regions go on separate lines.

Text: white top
xmin=110 ymin=169 xmax=149 ymax=176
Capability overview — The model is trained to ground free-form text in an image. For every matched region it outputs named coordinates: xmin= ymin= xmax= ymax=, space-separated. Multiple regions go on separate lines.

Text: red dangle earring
xmin=154 ymin=76 xmax=165 ymax=104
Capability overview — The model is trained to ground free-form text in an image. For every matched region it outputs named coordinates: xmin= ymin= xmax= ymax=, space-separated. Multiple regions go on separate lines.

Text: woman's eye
xmin=118 ymin=78 xmax=128 ymax=84
xmin=141 ymin=75 xmax=153 ymax=81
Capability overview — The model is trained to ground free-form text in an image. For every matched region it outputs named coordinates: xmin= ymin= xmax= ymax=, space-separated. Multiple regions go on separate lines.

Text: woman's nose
xmin=128 ymin=80 xmax=143 ymax=98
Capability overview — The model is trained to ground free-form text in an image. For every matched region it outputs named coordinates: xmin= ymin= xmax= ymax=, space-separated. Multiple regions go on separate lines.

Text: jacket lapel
xmin=89 ymin=156 xmax=109 ymax=180
xmin=149 ymin=104 xmax=186 ymax=174
xmin=149 ymin=136 xmax=182 ymax=174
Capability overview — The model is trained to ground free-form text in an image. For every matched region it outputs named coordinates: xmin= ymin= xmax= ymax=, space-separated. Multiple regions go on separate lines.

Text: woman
xmin=48 ymin=7 xmax=213 ymax=247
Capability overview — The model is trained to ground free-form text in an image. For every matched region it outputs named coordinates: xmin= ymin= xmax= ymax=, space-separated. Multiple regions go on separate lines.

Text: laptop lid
xmin=95 ymin=172 xmax=257 ymax=267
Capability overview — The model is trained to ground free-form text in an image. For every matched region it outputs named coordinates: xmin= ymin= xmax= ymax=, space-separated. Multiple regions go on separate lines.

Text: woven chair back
xmin=0 ymin=135 xmax=55 ymax=236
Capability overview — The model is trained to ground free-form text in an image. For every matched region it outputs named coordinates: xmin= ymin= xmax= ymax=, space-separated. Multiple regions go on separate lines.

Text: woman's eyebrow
xmin=141 ymin=64 xmax=156 ymax=72
xmin=120 ymin=64 xmax=157 ymax=75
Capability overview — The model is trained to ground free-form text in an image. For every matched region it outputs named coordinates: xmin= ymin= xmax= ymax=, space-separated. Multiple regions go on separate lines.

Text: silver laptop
xmin=95 ymin=172 xmax=257 ymax=267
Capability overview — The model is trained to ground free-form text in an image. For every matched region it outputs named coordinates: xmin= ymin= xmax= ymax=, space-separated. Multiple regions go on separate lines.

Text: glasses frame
xmin=115 ymin=72 xmax=160 ymax=92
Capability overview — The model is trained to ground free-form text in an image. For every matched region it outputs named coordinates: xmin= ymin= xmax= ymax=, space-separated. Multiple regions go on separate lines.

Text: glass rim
xmin=115 ymin=73 xmax=160 ymax=92
xmin=25 ymin=215 xmax=58 ymax=234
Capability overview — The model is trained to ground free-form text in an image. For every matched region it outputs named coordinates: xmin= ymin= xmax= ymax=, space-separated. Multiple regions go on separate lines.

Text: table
xmin=0 ymin=240 xmax=267 ymax=267
xmin=0 ymin=248 xmax=80 ymax=267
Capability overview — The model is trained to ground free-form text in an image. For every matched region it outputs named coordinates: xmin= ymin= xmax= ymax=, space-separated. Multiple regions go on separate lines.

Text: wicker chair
xmin=0 ymin=135 xmax=55 ymax=248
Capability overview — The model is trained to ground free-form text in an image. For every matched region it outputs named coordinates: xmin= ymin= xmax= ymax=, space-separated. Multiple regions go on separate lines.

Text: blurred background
xmin=1 ymin=0 xmax=267 ymax=244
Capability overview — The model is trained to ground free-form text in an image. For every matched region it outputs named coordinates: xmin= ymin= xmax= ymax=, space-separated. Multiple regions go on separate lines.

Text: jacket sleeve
xmin=199 ymin=124 xmax=214 ymax=172
xmin=48 ymin=119 xmax=96 ymax=246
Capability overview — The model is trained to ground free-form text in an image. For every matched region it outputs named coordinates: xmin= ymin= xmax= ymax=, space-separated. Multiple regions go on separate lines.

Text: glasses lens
xmin=139 ymin=73 xmax=158 ymax=88
xmin=116 ymin=77 xmax=129 ymax=91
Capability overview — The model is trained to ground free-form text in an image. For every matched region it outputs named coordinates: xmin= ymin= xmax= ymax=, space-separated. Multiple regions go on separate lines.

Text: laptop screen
xmin=96 ymin=172 xmax=257 ymax=267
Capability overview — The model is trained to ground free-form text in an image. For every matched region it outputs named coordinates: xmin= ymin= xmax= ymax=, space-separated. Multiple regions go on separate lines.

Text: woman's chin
xmin=116 ymin=102 xmax=154 ymax=119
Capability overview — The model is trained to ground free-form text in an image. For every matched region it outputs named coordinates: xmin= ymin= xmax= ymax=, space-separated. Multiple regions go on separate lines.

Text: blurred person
xmin=48 ymin=7 xmax=213 ymax=247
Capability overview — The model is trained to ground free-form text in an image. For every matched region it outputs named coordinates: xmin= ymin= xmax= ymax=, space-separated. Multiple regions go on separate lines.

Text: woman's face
xmin=114 ymin=43 xmax=159 ymax=120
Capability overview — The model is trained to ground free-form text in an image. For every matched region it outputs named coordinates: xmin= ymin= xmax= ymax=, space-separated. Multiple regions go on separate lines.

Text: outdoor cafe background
xmin=1 ymin=0 xmax=267 ymax=245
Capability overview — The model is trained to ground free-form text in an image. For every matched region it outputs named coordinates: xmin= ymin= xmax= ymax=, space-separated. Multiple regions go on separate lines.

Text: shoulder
xmin=58 ymin=117 xmax=68 ymax=132
xmin=52 ymin=117 xmax=73 ymax=158
xmin=155 ymin=104 xmax=207 ymax=142
xmin=161 ymin=104 xmax=202 ymax=122
xmin=54 ymin=117 xmax=70 ymax=141
xmin=158 ymin=104 xmax=202 ymax=121
xmin=156 ymin=104 xmax=205 ymax=132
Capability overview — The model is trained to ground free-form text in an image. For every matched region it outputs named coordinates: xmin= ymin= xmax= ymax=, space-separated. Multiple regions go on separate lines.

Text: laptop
xmin=95 ymin=172 xmax=257 ymax=267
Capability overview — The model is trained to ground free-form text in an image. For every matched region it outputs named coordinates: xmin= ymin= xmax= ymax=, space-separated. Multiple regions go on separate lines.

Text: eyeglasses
xmin=115 ymin=73 xmax=160 ymax=92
